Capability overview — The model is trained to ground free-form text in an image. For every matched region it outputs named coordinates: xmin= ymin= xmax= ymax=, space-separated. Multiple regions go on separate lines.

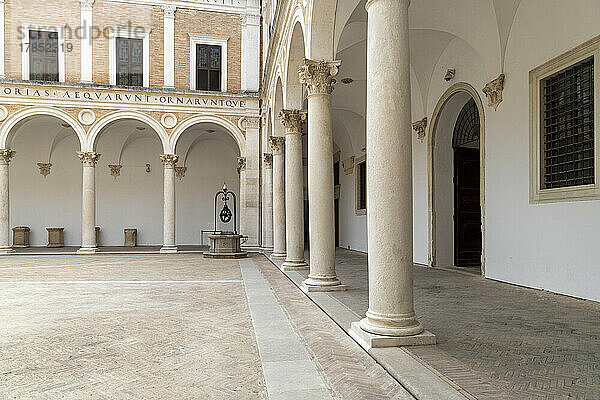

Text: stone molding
xmin=263 ymin=153 xmax=273 ymax=168
xmin=237 ymin=157 xmax=247 ymax=174
xmin=412 ymin=117 xmax=428 ymax=141
xmin=160 ymin=154 xmax=179 ymax=168
xmin=279 ymin=109 xmax=307 ymax=134
xmin=79 ymin=0 xmax=94 ymax=10
xmin=483 ymin=74 xmax=505 ymax=110
xmin=108 ymin=164 xmax=122 ymax=178
xmin=342 ymin=156 xmax=354 ymax=175
xmin=162 ymin=5 xmax=176 ymax=18
xmin=268 ymin=136 xmax=285 ymax=155
xmin=0 ymin=149 xmax=15 ymax=165
xmin=298 ymin=59 xmax=342 ymax=96
xmin=37 ymin=163 xmax=52 ymax=177
xmin=175 ymin=166 xmax=187 ymax=180
xmin=78 ymin=152 xmax=101 ymax=167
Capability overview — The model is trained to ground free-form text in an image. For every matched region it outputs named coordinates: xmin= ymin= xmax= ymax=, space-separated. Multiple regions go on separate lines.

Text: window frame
xmin=21 ymin=23 xmax=66 ymax=83
xmin=530 ymin=37 xmax=600 ymax=203
xmin=355 ymin=154 xmax=366 ymax=215
xmin=189 ymin=33 xmax=228 ymax=92
xmin=108 ymin=27 xmax=150 ymax=87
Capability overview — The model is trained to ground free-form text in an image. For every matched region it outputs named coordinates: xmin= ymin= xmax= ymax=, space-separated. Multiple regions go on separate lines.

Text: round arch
xmin=0 ymin=106 xmax=87 ymax=150
xmin=427 ymin=82 xmax=486 ymax=274
xmin=87 ymin=110 xmax=169 ymax=153
xmin=170 ymin=114 xmax=245 ymax=155
xmin=284 ymin=19 xmax=307 ymax=110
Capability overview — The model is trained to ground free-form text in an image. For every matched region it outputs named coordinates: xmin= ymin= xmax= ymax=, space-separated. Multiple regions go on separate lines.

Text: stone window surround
xmin=108 ymin=27 xmax=151 ymax=87
xmin=355 ymin=154 xmax=366 ymax=216
xmin=189 ymin=33 xmax=228 ymax=92
xmin=21 ymin=23 xmax=66 ymax=83
xmin=529 ymin=36 xmax=600 ymax=203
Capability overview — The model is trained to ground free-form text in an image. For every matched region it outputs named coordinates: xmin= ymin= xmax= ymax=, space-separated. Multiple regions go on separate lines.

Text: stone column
xmin=160 ymin=154 xmax=178 ymax=253
xmin=350 ymin=0 xmax=433 ymax=347
xmin=262 ymin=153 xmax=273 ymax=250
xmin=0 ymin=149 xmax=14 ymax=253
xmin=79 ymin=0 xmax=94 ymax=83
xmin=162 ymin=5 xmax=176 ymax=88
xmin=268 ymin=136 xmax=286 ymax=258
xmin=279 ymin=109 xmax=308 ymax=270
xmin=78 ymin=151 xmax=100 ymax=253
xmin=298 ymin=59 xmax=345 ymax=291
xmin=238 ymin=156 xmax=247 ymax=234
xmin=241 ymin=117 xmax=261 ymax=249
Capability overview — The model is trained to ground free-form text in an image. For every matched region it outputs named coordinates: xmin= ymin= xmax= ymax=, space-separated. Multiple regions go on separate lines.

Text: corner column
xmin=280 ymin=109 xmax=308 ymax=270
xmin=78 ymin=151 xmax=100 ymax=253
xmin=162 ymin=5 xmax=176 ymax=88
xmin=298 ymin=60 xmax=345 ymax=291
xmin=268 ymin=136 xmax=286 ymax=258
xmin=0 ymin=149 xmax=15 ymax=253
xmin=350 ymin=0 xmax=434 ymax=348
xmin=262 ymin=153 xmax=274 ymax=250
xmin=160 ymin=154 xmax=178 ymax=253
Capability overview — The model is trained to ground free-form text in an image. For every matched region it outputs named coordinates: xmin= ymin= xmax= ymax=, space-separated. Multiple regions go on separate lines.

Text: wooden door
xmin=454 ymin=147 xmax=481 ymax=266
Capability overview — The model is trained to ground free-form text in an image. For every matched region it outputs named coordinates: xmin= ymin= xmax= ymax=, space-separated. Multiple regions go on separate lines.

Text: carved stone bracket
xmin=160 ymin=154 xmax=179 ymax=168
xmin=412 ymin=117 xmax=428 ymax=142
xmin=237 ymin=157 xmax=247 ymax=174
xmin=37 ymin=163 xmax=52 ymax=177
xmin=263 ymin=153 xmax=273 ymax=168
xmin=268 ymin=136 xmax=286 ymax=156
xmin=483 ymin=74 xmax=505 ymax=110
xmin=175 ymin=166 xmax=187 ymax=180
xmin=0 ymin=149 xmax=15 ymax=165
xmin=78 ymin=152 xmax=101 ymax=167
xmin=108 ymin=164 xmax=122 ymax=178
xmin=298 ymin=59 xmax=342 ymax=96
xmin=342 ymin=156 xmax=355 ymax=175
xmin=279 ymin=109 xmax=307 ymax=134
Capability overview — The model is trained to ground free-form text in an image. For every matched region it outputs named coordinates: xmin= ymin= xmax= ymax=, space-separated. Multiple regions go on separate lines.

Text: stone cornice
xmin=482 ymin=74 xmax=505 ymax=110
xmin=279 ymin=109 xmax=307 ymax=134
xmin=78 ymin=151 xmax=101 ymax=166
xmin=268 ymin=136 xmax=286 ymax=155
xmin=160 ymin=154 xmax=179 ymax=168
xmin=0 ymin=149 xmax=15 ymax=165
xmin=298 ymin=60 xmax=342 ymax=96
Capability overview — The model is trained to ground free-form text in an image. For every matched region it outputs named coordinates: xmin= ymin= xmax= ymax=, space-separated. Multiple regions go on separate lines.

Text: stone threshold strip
xmin=239 ymin=258 xmax=335 ymax=400
xmin=0 ymin=280 xmax=242 ymax=284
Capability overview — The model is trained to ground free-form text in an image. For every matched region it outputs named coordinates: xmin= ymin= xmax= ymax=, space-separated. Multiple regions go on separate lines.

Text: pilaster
xmin=162 ymin=5 xmax=176 ymax=88
xmin=79 ymin=0 xmax=95 ymax=83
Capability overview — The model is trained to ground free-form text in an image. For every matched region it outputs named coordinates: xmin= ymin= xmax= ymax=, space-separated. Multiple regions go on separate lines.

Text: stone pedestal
xmin=95 ymin=226 xmax=100 ymax=247
xmin=124 ymin=228 xmax=137 ymax=247
xmin=204 ymin=233 xmax=248 ymax=259
xmin=46 ymin=228 xmax=64 ymax=248
xmin=12 ymin=226 xmax=30 ymax=248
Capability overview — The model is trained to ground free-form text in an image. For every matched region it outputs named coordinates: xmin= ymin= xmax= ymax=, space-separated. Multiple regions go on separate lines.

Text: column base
xmin=260 ymin=246 xmax=274 ymax=252
xmin=349 ymin=321 xmax=436 ymax=350
xmin=77 ymin=247 xmax=98 ymax=254
xmin=301 ymin=275 xmax=346 ymax=293
xmin=0 ymin=247 xmax=15 ymax=254
xmin=160 ymin=246 xmax=178 ymax=254
xmin=270 ymin=251 xmax=286 ymax=259
xmin=281 ymin=259 xmax=308 ymax=271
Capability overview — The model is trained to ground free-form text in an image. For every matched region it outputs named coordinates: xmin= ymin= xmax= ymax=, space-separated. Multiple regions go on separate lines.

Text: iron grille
xmin=452 ymin=98 xmax=480 ymax=149
xmin=541 ymin=56 xmax=595 ymax=189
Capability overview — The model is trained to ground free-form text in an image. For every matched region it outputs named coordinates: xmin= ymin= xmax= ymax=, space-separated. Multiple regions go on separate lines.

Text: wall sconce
xmin=146 ymin=164 xmax=151 ymax=173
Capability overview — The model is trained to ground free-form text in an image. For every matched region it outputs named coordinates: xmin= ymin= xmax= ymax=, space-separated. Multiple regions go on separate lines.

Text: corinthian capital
xmin=268 ymin=136 xmax=286 ymax=156
xmin=298 ymin=59 xmax=342 ymax=96
xmin=79 ymin=0 xmax=95 ymax=10
xmin=160 ymin=154 xmax=179 ymax=168
xmin=162 ymin=5 xmax=176 ymax=18
xmin=263 ymin=153 xmax=273 ymax=168
xmin=78 ymin=152 xmax=101 ymax=166
xmin=279 ymin=109 xmax=307 ymax=134
xmin=0 ymin=149 xmax=15 ymax=165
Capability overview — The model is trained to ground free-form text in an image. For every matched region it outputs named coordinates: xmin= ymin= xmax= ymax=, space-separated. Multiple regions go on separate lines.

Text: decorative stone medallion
xmin=161 ymin=113 xmax=178 ymax=129
xmin=78 ymin=109 xmax=96 ymax=126
xmin=0 ymin=105 xmax=8 ymax=122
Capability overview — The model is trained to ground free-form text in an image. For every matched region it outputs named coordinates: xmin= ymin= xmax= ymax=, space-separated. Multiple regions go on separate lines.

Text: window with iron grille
xmin=29 ymin=30 xmax=58 ymax=82
xmin=196 ymin=44 xmax=221 ymax=91
xmin=356 ymin=160 xmax=366 ymax=211
xmin=116 ymin=38 xmax=143 ymax=87
xmin=541 ymin=56 xmax=595 ymax=189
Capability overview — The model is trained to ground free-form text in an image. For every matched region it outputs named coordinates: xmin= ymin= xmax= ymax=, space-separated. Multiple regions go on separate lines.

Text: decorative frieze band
xmin=78 ymin=152 xmax=101 ymax=167
xmin=0 ymin=149 xmax=15 ymax=165
xmin=483 ymin=74 xmax=505 ymax=110
xmin=279 ymin=109 xmax=307 ymax=134
xmin=412 ymin=117 xmax=428 ymax=141
xmin=237 ymin=157 xmax=247 ymax=174
xmin=263 ymin=153 xmax=273 ymax=168
xmin=160 ymin=154 xmax=179 ymax=168
xmin=268 ymin=136 xmax=286 ymax=156
xmin=298 ymin=59 xmax=342 ymax=96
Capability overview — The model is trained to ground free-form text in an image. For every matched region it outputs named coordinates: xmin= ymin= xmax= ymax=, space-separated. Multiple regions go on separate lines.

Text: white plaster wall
xmin=10 ymin=134 xmax=82 ymax=246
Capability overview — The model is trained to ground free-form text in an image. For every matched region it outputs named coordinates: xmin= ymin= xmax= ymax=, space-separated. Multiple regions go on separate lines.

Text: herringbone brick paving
xmin=325 ymin=249 xmax=600 ymax=399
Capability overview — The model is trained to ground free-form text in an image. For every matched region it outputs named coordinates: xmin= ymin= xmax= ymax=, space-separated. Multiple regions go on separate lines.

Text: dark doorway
xmin=452 ymin=98 xmax=482 ymax=268
xmin=334 ymin=199 xmax=340 ymax=247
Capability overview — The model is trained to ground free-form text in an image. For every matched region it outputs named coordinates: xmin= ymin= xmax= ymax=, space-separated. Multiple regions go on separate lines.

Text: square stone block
xmin=46 ymin=228 xmax=64 ymax=248
xmin=12 ymin=226 xmax=30 ymax=248
xmin=124 ymin=229 xmax=137 ymax=247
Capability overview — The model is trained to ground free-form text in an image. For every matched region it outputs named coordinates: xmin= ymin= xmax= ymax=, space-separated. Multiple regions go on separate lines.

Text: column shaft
xmin=0 ymin=150 xmax=14 ymax=253
xmin=360 ymin=0 xmax=423 ymax=337
xmin=262 ymin=153 xmax=274 ymax=250
xmin=280 ymin=109 xmax=307 ymax=270
xmin=269 ymin=136 xmax=286 ymax=258
xmin=238 ymin=157 xmax=247 ymax=235
xmin=78 ymin=152 xmax=100 ymax=253
xmin=161 ymin=154 xmax=178 ymax=253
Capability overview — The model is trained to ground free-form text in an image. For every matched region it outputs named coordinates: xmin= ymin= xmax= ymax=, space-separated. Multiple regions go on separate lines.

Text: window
xmin=355 ymin=156 xmax=366 ymax=215
xmin=116 ymin=38 xmax=143 ymax=87
xmin=196 ymin=44 xmax=221 ymax=91
xmin=29 ymin=30 xmax=59 ymax=82
xmin=530 ymin=36 xmax=600 ymax=203
xmin=189 ymin=33 xmax=228 ymax=92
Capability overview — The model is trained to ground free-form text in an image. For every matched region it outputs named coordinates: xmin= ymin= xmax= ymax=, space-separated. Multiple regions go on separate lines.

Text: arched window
xmin=452 ymin=98 xmax=480 ymax=149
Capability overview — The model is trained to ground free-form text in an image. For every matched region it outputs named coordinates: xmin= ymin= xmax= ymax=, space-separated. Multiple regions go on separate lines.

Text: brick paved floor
xmin=320 ymin=249 xmax=600 ymax=399
xmin=0 ymin=254 xmax=411 ymax=400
